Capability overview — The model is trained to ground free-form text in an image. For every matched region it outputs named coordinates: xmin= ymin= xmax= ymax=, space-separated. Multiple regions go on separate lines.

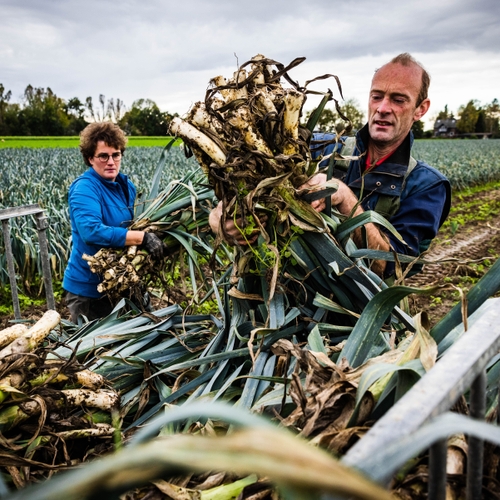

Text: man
xmin=210 ymin=53 xmax=451 ymax=278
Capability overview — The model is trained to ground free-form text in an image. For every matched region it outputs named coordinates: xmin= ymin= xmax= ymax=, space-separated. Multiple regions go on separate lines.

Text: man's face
xmin=368 ymin=62 xmax=430 ymax=150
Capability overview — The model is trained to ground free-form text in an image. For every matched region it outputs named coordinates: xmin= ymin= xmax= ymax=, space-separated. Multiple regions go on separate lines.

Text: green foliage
xmin=0 ymin=146 xmax=198 ymax=293
xmin=119 ymin=99 xmax=179 ymax=136
xmin=0 ymin=137 xmax=180 ymax=148
xmin=0 ymin=136 xmax=83 ymax=148
xmin=436 ymin=99 xmax=500 ymax=138
xmin=0 ymin=284 xmax=46 ymax=315
xmin=1 ymin=140 xmax=499 ymax=296
xmin=306 ymin=97 xmax=365 ymax=133
xmin=455 ymin=98 xmax=500 ymax=137
xmin=411 ymin=120 xmax=425 ymax=139
xmin=0 ymin=84 xmax=13 ymax=136
xmin=0 ymin=82 xmax=180 ymax=137
xmin=484 ymin=98 xmax=500 ymax=137
xmin=435 ymin=180 xmax=500 ymax=241
xmin=435 ymin=104 xmax=454 ymax=121
xmin=0 ymin=85 xmax=86 ymax=136
xmin=457 ymin=99 xmax=481 ymax=134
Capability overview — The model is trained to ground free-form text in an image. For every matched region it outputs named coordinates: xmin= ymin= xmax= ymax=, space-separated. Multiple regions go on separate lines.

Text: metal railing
xmin=342 ymin=297 xmax=500 ymax=499
xmin=0 ymin=204 xmax=55 ymax=319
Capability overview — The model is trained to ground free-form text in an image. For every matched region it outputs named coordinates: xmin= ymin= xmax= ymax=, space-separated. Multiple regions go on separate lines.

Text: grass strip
xmin=0 ymin=137 xmax=182 ymax=148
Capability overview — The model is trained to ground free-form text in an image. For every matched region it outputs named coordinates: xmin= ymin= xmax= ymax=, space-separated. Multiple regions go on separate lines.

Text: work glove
xmin=141 ymin=232 xmax=167 ymax=260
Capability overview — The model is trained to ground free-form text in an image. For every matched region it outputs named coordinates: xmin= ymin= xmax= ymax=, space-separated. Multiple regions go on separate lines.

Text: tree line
xmin=306 ymin=97 xmax=500 ymax=139
xmin=0 ymin=84 xmax=178 ymax=136
xmin=0 ymin=83 xmax=498 ymax=138
xmin=436 ymin=100 xmax=500 ymax=137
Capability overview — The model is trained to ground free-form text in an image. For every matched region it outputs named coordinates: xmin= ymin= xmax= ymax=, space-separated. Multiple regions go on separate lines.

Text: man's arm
xmin=208 ymin=203 xmax=263 ymax=246
xmin=208 ymin=174 xmax=391 ymax=275
xmin=304 ymin=173 xmax=391 ymax=275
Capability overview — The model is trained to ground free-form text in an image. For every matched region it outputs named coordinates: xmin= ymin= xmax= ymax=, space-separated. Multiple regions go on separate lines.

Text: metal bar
xmin=34 ymin=212 xmax=55 ymax=311
xmin=1 ymin=219 xmax=21 ymax=319
xmin=466 ymin=370 xmax=486 ymax=500
xmin=497 ymin=379 xmax=500 ymax=427
xmin=0 ymin=204 xmax=42 ymax=221
xmin=428 ymin=439 xmax=447 ymax=500
xmin=343 ymin=298 xmax=500 ymax=479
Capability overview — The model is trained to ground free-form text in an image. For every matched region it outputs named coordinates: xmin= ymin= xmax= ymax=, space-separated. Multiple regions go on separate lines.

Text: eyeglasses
xmin=94 ymin=152 xmax=123 ymax=163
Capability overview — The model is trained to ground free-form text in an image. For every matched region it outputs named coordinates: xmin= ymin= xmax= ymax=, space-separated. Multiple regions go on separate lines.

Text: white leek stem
xmin=188 ymin=102 xmax=223 ymax=137
xmin=170 ymin=118 xmax=226 ymax=166
xmin=228 ymin=106 xmax=273 ymax=156
xmin=282 ymin=89 xmax=305 ymax=155
xmin=0 ymin=310 xmax=60 ymax=361
xmin=0 ymin=324 xmax=28 ymax=349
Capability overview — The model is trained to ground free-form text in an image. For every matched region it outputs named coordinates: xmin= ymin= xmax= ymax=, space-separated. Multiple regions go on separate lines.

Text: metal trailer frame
xmin=0 ymin=203 xmax=55 ymax=319
xmin=340 ymin=297 xmax=500 ymax=500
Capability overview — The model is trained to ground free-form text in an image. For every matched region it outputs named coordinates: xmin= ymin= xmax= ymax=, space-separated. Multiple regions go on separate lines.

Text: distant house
xmin=433 ymin=118 xmax=457 ymax=137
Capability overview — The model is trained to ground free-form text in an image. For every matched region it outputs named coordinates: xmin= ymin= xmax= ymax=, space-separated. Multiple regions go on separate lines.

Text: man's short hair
xmin=389 ymin=53 xmax=430 ymax=106
xmin=80 ymin=122 xmax=128 ymax=167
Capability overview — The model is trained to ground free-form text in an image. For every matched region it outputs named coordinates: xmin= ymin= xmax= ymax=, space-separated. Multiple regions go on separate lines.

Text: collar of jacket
xmin=355 ymin=124 xmax=414 ymax=161
xmin=348 ymin=125 xmax=415 ymax=197
xmin=87 ymin=167 xmax=131 ymax=205
xmin=87 ymin=167 xmax=129 ymax=188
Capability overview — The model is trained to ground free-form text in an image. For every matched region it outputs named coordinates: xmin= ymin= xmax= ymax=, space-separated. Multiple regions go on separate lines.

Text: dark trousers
xmin=65 ymin=292 xmax=115 ymax=323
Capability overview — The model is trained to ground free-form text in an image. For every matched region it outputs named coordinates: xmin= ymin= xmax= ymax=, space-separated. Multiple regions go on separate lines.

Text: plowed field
xmin=407 ymin=184 xmax=500 ymax=324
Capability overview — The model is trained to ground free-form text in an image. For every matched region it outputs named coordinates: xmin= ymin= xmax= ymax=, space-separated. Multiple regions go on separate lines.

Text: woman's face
xmin=89 ymin=141 xmax=122 ymax=181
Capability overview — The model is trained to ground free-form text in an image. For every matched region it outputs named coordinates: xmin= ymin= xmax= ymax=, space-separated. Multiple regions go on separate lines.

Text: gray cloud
xmin=1 ymin=0 xmax=499 ymax=123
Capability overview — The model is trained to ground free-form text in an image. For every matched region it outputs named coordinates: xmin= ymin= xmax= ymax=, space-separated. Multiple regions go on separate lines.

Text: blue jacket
xmin=62 ymin=167 xmax=136 ymax=298
xmin=312 ymin=126 xmax=451 ymax=276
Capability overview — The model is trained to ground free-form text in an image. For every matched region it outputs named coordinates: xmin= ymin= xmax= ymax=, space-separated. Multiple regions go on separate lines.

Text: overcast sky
xmin=2 ymin=0 xmax=499 ymax=130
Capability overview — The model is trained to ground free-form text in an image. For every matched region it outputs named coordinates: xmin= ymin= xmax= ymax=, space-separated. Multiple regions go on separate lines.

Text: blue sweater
xmin=62 ymin=167 xmax=136 ymax=298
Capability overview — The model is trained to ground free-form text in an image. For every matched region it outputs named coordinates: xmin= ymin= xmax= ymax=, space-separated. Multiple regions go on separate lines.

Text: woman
xmin=63 ymin=122 xmax=164 ymax=323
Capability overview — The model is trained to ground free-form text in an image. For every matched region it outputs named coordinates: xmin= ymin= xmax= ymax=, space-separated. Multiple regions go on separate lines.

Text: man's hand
xmin=141 ymin=232 xmax=167 ymax=260
xmin=300 ymin=173 xmax=391 ymax=276
xmin=300 ymin=173 xmax=358 ymax=215
xmin=209 ymin=203 xmax=267 ymax=246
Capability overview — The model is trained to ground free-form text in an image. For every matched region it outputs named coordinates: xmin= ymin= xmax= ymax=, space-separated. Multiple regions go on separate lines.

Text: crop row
xmin=413 ymin=139 xmax=500 ymax=190
xmin=0 ymin=146 xmax=198 ymax=288
xmin=0 ymin=139 xmax=499 ymax=292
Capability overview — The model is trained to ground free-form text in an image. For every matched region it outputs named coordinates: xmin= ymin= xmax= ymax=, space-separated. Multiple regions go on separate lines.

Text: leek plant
xmin=0 ymin=311 xmax=120 ymax=488
xmin=7 ymin=401 xmax=393 ymax=500
xmin=2 ymin=55 xmax=500 ymax=498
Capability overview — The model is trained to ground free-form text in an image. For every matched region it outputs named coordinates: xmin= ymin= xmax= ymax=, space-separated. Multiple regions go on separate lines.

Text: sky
xmin=2 ymin=0 xmax=500 ymax=131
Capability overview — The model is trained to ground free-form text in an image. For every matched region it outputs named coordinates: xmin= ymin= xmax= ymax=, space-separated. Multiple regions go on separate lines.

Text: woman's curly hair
xmin=79 ymin=122 xmax=128 ymax=166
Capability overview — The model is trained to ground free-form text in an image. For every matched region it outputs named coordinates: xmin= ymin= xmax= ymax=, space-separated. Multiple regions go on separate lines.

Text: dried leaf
xmin=227 ymin=288 xmax=264 ymax=301
xmin=415 ymin=312 xmax=437 ymax=372
xmin=153 ymin=479 xmax=201 ymax=499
